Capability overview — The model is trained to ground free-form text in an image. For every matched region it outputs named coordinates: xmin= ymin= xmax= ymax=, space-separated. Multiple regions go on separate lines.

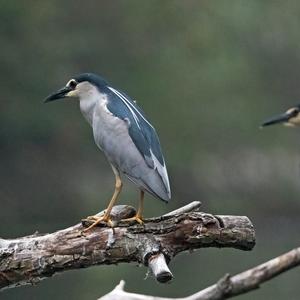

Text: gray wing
xmin=106 ymin=86 xmax=171 ymax=200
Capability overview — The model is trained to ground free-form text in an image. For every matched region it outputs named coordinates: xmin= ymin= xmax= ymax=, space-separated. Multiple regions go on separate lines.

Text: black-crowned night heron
xmin=45 ymin=73 xmax=171 ymax=230
xmin=261 ymin=105 xmax=300 ymax=127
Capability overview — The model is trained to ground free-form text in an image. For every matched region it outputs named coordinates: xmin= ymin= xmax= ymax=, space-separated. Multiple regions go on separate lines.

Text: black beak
xmin=261 ymin=112 xmax=292 ymax=127
xmin=44 ymin=86 xmax=72 ymax=103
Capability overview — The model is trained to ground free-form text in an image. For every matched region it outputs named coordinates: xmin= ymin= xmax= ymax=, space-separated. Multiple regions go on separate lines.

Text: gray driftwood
xmin=100 ymin=246 xmax=300 ymax=300
xmin=0 ymin=202 xmax=255 ymax=290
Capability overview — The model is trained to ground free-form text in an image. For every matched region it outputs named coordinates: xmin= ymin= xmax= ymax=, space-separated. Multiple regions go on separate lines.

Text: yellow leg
xmin=136 ymin=190 xmax=144 ymax=220
xmin=122 ymin=190 xmax=144 ymax=224
xmin=83 ymin=169 xmax=123 ymax=232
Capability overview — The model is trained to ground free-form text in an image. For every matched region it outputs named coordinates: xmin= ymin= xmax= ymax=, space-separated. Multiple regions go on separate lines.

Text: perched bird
xmin=45 ymin=73 xmax=171 ymax=230
xmin=261 ymin=105 xmax=300 ymax=127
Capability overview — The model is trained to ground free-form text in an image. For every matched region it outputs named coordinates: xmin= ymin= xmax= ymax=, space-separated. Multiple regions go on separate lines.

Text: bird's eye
xmin=291 ymin=109 xmax=299 ymax=117
xmin=68 ymin=79 xmax=77 ymax=89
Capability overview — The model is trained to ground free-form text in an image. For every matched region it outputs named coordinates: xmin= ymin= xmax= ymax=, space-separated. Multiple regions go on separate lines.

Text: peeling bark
xmin=0 ymin=203 xmax=255 ymax=290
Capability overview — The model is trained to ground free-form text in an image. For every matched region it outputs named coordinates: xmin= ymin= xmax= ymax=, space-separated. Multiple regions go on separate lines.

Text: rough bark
xmin=99 ymin=246 xmax=300 ymax=300
xmin=0 ymin=202 xmax=255 ymax=290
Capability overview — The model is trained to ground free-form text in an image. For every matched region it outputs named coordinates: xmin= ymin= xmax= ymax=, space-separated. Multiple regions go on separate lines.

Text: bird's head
xmin=44 ymin=73 xmax=108 ymax=103
xmin=261 ymin=105 xmax=300 ymax=128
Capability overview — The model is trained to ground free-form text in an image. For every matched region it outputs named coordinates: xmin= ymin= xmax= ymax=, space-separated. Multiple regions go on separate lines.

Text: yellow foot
xmin=122 ymin=215 xmax=144 ymax=225
xmin=82 ymin=215 xmax=113 ymax=232
xmin=85 ymin=215 xmax=103 ymax=222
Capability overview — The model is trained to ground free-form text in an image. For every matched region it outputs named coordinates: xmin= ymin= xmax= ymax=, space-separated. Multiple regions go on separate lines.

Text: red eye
xmin=291 ymin=109 xmax=299 ymax=117
xmin=68 ymin=79 xmax=77 ymax=89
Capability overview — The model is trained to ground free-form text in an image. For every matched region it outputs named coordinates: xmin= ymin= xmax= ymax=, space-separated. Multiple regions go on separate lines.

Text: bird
xmin=261 ymin=105 xmax=300 ymax=128
xmin=44 ymin=73 xmax=171 ymax=230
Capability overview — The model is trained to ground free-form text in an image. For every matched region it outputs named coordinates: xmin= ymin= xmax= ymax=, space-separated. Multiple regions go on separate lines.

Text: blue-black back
xmin=105 ymin=86 xmax=165 ymax=169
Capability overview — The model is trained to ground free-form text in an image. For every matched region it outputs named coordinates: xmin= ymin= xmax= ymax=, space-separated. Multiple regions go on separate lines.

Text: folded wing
xmin=106 ymin=87 xmax=171 ymax=200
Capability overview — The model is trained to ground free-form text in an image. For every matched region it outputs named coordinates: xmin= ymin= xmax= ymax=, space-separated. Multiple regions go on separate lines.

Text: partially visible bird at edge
xmin=261 ymin=104 xmax=300 ymax=128
xmin=45 ymin=73 xmax=171 ymax=231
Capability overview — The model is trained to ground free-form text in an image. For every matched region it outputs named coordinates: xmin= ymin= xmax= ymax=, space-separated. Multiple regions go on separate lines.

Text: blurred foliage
xmin=1 ymin=1 xmax=300 ymax=299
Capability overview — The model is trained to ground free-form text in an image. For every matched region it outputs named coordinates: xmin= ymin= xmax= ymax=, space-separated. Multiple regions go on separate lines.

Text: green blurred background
xmin=1 ymin=1 xmax=300 ymax=299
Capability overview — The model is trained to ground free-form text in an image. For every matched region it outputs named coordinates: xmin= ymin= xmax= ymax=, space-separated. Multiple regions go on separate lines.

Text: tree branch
xmin=99 ymin=246 xmax=300 ymax=300
xmin=0 ymin=202 xmax=255 ymax=290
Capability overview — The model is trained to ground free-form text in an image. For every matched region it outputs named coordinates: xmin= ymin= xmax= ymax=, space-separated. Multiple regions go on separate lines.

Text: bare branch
xmin=0 ymin=204 xmax=255 ymax=291
xmin=163 ymin=201 xmax=201 ymax=216
xmin=99 ymin=247 xmax=300 ymax=300
xmin=191 ymin=246 xmax=300 ymax=300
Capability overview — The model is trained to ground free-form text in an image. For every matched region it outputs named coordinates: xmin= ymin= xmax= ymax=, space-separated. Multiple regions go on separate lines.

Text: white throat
xmin=79 ymin=95 xmax=98 ymax=125
xmin=78 ymin=84 xmax=104 ymax=125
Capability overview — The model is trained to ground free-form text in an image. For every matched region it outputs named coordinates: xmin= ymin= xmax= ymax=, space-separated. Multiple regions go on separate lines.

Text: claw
xmin=85 ymin=215 xmax=105 ymax=222
xmin=122 ymin=214 xmax=144 ymax=225
xmin=82 ymin=215 xmax=113 ymax=232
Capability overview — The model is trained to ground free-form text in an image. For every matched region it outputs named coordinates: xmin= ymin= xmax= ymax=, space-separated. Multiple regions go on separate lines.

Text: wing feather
xmin=106 ymin=87 xmax=171 ymax=198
